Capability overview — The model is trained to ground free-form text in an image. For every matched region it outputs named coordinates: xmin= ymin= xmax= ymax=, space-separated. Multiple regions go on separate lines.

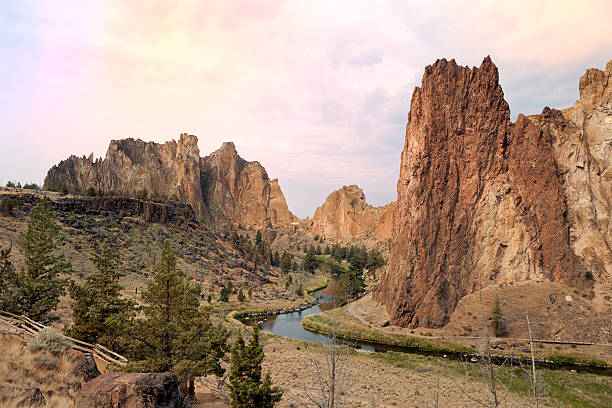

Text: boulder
xmin=74 ymin=372 xmax=190 ymax=408
xmin=71 ymin=353 xmax=101 ymax=382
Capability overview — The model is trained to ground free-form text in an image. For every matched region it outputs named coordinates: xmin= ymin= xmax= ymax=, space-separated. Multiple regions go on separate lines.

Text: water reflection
xmin=259 ymin=302 xmax=375 ymax=352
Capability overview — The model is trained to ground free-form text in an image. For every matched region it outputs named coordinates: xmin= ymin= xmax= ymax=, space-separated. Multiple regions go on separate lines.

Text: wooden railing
xmin=0 ymin=310 xmax=128 ymax=366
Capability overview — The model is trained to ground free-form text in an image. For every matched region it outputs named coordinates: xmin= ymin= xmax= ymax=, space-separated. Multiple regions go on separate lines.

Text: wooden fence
xmin=0 ymin=310 xmax=128 ymax=366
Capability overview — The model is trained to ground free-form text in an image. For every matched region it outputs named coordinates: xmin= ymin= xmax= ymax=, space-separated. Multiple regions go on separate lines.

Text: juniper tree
xmin=490 ymin=296 xmax=507 ymax=337
xmin=67 ymin=240 xmax=135 ymax=351
xmin=229 ymin=325 xmax=282 ymax=408
xmin=14 ymin=198 xmax=71 ymax=323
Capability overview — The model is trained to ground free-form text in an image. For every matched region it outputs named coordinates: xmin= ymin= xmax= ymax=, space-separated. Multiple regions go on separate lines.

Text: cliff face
xmin=309 ymin=185 xmax=393 ymax=242
xmin=374 ymin=57 xmax=609 ymax=328
xmin=199 ymin=142 xmax=297 ymax=228
xmin=45 ymin=136 xmax=296 ymax=228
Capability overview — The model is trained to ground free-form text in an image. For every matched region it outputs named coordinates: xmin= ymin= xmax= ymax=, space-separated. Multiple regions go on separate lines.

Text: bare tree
xmin=521 ymin=288 xmax=539 ymax=408
xmin=293 ymin=308 xmax=349 ymax=407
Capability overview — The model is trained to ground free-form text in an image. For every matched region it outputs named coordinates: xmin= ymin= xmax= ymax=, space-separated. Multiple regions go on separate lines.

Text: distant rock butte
xmin=308 ymin=185 xmax=394 ymax=242
xmin=44 ymin=136 xmax=296 ymax=228
xmin=374 ymin=57 xmax=611 ymax=328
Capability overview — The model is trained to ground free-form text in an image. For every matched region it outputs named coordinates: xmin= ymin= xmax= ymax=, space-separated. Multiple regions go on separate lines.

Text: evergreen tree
xmin=13 ymin=199 xmax=71 ymax=323
xmin=316 ymin=245 xmax=322 ymax=255
xmin=324 ymin=245 xmax=330 ymax=255
xmin=67 ymin=240 xmax=135 ymax=351
xmin=238 ymin=289 xmax=246 ymax=302
xmin=229 ymin=326 xmax=282 ymax=408
xmin=366 ymin=248 xmax=385 ymax=271
xmin=219 ymin=285 xmax=231 ymax=302
xmin=255 ymin=231 xmax=262 ymax=245
xmin=303 ymin=247 xmax=318 ymax=273
xmin=127 ymin=240 xmax=230 ymax=398
xmin=490 ymin=296 xmax=507 ymax=337
xmin=0 ymin=246 xmax=17 ymax=311
xmin=280 ymin=252 xmax=292 ymax=274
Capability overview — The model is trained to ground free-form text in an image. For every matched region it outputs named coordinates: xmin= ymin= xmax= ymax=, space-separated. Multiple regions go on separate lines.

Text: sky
xmin=0 ymin=1 xmax=611 ymax=218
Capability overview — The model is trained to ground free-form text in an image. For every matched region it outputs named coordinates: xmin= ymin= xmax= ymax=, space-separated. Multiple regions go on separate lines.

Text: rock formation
xmin=74 ymin=372 xmax=190 ymax=408
xmin=309 ymin=185 xmax=393 ymax=242
xmin=45 ymin=137 xmax=296 ymax=228
xmin=374 ymin=57 xmax=610 ymax=328
xmin=199 ymin=142 xmax=297 ymax=228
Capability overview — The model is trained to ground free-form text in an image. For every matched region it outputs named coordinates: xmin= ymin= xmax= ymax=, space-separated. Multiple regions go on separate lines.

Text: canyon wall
xmin=309 ymin=185 xmax=393 ymax=242
xmin=374 ymin=57 xmax=610 ymax=328
xmin=44 ymin=136 xmax=296 ymax=228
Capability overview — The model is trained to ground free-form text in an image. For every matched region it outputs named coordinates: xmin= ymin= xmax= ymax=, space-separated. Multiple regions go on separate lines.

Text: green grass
xmin=547 ymin=353 xmax=609 ymax=367
xmin=366 ymin=348 xmax=612 ymax=408
xmin=314 ymin=256 xmax=349 ymax=272
xmin=302 ymin=308 xmax=471 ymax=354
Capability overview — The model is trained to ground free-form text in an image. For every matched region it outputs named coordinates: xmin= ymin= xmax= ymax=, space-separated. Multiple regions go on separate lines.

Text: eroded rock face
xmin=45 ymin=137 xmax=296 ymax=228
xmin=199 ymin=142 xmax=297 ymax=228
xmin=374 ymin=57 xmax=607 ymax=328
xmin=309 ymin=185 xmax=392 ymax=242
xmin=74 ymin=372 xmax=190 ymax=408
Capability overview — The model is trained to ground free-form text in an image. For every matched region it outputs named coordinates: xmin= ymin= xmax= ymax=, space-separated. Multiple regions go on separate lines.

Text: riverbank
xmin=302 ymin=301 xmax=610 ymax=372
xmin=258 ymin=333 xmax=611 ymax=408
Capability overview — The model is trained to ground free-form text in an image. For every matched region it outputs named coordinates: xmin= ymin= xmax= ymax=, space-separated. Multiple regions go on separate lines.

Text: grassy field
xmin=365 ymin=350 xmax=612 ymax=408
xmin=302 ymin=307 xmax=472 ymax=354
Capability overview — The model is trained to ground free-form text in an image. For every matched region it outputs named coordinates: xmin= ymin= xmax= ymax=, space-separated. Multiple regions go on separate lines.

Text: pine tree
xmin=238 ymin=289 xmax=246 ymax=302
xmin=324 ymin=245 xmax=331 ymax=255
xmin=0 ymin=246 xmax=17 ymax=311
xmin=229 ymin=326 xmax=282 ymax=408
xmin=255 ymin=230 xmax=262 ymax=245
xmin=127 ymin=240 xmax=230 ymax=398
xmin=14 ymin=199 xmax=71 ymax=323
xmin=67 ymin=240 xmax=135 ymax=351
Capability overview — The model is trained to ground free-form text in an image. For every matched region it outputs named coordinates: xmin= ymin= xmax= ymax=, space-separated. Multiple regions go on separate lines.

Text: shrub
xmin=0 ymin=197 xmax=17 ymax=215
xmin=29 ymin=327 xmax=73 ymax=355
xmin=22 ymin=183 xmax=40 ymax=190
xmin=33 ymin=352 xmax=60 ymax=370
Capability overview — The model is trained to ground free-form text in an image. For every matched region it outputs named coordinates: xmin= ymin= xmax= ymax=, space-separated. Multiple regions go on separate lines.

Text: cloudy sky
xmin=1 ymin=0 xmax=610 ymax=218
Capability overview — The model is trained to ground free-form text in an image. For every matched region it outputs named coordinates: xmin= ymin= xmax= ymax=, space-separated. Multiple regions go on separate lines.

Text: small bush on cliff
xmin=229 ymin=325 xmax=282 ymax=408
xmin=5 ymin=181 xmax=15 ymax=188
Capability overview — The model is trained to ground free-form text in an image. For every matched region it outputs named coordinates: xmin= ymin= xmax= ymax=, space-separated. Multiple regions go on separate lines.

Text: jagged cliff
xmin=44 ymin=136 xmax=296 ymax=228
xmin=374 ymin=57 xmax=611 ymax=328
xmin=308 ymin=185 xmax=393 ymax=242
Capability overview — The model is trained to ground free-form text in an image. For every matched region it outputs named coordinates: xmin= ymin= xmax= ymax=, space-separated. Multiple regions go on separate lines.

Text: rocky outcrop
xmin=1 ymin=191 xmax=196 ymax=224
xmin=45 ymin=137 xmax=296 ymax=228
xmin=376 ymin=202 xmax=396 ymax=242
xmin=200 ymin=142 xmax=297 ymax=228
xmin=74 ymin=372 xmax=190 ymax=408
xmin=309 ymin=185 xmax=392 ymax=242
xmin=374 ymin=57 xmax=609 ymax=328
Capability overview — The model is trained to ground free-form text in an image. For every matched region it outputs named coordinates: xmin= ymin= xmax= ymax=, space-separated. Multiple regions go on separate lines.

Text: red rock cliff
xmin=309 ymin=185 xmax=393 ymax=242
xmin=374 ymin=57 xmax=603 ymax=328
xmin=44 ymin=136 xmax=296 ymax=228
